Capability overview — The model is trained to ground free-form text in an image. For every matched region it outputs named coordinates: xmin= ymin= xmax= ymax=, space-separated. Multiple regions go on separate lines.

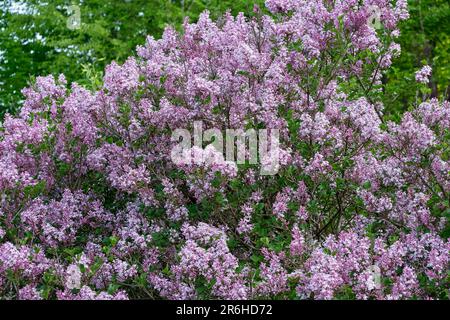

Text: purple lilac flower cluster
xmin=0 ymin=0 xmax=448 ymax=300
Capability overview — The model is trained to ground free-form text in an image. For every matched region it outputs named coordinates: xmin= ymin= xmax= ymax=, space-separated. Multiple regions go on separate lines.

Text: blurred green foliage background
xmin=0 ymin=0 xmax=448 ymax=118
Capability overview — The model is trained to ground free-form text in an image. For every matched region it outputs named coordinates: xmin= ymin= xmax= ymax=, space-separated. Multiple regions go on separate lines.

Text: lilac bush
xmin=0 ymin=0 xmax=448 ymax=300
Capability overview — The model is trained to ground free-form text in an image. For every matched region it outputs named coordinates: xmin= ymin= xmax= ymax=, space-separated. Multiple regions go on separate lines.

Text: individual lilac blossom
xmin=148 ymin=273 xmax=196 ymax=300
xmin=297 ymin=249 xmax=344 ymax=300
xmin=104 ymin=57 xmax=140 ymax=94
xmin=151 ymin=223 xmax=248 ymax=300
xmin=57 ymin=286 xmax=129 ymax=300
xmin=112 ymin=259 xmax=137 ymax=282
xmin=388 ymin=267 xmax=419 ymax=300
xmin=415 ymin=65 xmax=432 ymax=84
